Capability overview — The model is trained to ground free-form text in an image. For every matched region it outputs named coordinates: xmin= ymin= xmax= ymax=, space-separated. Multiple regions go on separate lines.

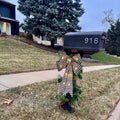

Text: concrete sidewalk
xmin=0 ymin=65 xmax=120 ymax=91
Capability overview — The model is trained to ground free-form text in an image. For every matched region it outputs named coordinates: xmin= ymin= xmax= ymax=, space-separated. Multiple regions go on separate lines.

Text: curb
xmin=107 ymin=98 xmax=120 ymax=120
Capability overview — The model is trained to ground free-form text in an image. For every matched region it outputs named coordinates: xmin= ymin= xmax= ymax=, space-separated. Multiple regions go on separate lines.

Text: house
xmin=33 ymin=35 xmax=63 ymax=46
xmin=20 ymin=23 xmax=63 ymax=46
xmin=0 ymin=0 xmax=19 ymax=35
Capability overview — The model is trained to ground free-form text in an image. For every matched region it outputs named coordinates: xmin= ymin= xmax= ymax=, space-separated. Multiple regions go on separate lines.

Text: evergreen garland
xmin=57 ymin=69 xmax=83 ymax=110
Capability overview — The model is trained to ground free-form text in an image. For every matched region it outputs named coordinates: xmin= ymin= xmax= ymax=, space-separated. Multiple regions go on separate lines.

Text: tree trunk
xmin=51 ymin=39 xmax=55 ymax=48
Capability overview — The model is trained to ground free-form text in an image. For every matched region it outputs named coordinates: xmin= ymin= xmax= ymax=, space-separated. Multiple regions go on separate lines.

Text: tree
xmin=18 ymin=0 xmax=84 ymax=47
xmin=102 ymin=10 xmax=120 ymax=56
xmin=106 ymin=20 xmax=120 ymax=56
xmin=102 ymin=10 xmax=114 ymax=26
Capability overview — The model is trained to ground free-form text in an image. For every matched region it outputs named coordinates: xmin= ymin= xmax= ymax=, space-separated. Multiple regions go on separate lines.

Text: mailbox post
xmin=56 ymin=31 xmax=106 ymax=113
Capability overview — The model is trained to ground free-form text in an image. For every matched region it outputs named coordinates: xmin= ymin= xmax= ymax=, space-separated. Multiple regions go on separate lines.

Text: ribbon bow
xmin=56 ymin=53 xmax=82 ymax=96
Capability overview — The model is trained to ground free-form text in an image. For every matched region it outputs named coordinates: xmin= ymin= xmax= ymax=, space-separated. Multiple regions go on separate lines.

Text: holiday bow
xmin=56 ymin=53 xmax=82 ymax=96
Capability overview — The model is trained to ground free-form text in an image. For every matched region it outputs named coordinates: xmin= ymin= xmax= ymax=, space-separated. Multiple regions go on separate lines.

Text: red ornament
xmin=73 ymin=77 xmax=75 ymax=81
xmin=59 ymin=102 xmax=65 ymax=107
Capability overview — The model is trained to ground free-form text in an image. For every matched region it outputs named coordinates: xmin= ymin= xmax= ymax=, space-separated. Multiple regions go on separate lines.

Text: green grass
xmin=0 ymin=67 xmax=120 ymax=120
xmin=92 ymin=52 xmax=120 ymax=64
xmin=0 ymin=37 xmax=58 ymax=74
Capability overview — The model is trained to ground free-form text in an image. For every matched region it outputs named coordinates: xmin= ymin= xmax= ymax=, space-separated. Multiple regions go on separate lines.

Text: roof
xmin=0 ymin=16 xmax=19 ymax=23
xmin=65 ymin=31 xmax=106 ymax=36
xmin=0 ymin=0 xmax=15 ymax=7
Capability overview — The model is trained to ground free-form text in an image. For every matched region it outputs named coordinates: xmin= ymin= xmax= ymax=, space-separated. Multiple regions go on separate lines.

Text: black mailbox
xmin=64 ymin=31 xmax=106 ymax=55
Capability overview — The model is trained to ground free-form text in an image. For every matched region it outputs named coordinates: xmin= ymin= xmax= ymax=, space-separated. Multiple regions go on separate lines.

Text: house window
xmin=0 ymin=21 xmax=11 ymax=35
xmin=0 ymin=21 xmax=4 ymax=33
xmin=6 ymin=23 xmax=11 ymax=35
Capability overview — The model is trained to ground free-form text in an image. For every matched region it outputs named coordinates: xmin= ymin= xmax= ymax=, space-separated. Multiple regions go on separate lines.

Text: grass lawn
xmin=92 ymin=52 xmax=120 ymax=65
xmin=0 ymin=37 xmax=101 ymax=74
xmin=0 ymin=37 xmax=120 ymax=74
xmin=82 ymin=61 xmax=102 ymax=66
xmin=0 ymin=67 xmax=120 ymax=120
xmin=0 ymin=37 xmax=58 ymax=74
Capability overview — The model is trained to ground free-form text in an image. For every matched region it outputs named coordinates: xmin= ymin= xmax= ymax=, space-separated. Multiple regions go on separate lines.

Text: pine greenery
xmin=106 ymin=19 xmax=120 ymax=56
xmin=18 ymin=0 xmax=84 ymax=46
xmin=57 ymin=69 xmax=83 ymax=106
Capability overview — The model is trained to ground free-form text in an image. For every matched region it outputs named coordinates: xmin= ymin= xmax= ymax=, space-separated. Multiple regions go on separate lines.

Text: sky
xmin=7 ymin=0 xmax=120 ymax=32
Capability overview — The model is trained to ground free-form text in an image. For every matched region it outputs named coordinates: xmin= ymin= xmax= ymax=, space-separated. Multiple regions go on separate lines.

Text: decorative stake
xmin=56 ymin=52 xmax=83 ymax=113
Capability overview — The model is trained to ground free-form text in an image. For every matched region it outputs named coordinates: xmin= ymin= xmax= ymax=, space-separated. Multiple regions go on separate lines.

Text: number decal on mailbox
xmin=85 ymin=38 xmax=89 ymax=44
xmin=85 ymin=37 xmax=99 ymax=44
xmin=94 ymin=38 xmax=99 ymax=44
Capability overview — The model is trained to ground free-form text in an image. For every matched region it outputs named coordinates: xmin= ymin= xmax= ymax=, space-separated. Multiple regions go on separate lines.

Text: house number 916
xmin=85 ymin=37 xmax=99 ymax=44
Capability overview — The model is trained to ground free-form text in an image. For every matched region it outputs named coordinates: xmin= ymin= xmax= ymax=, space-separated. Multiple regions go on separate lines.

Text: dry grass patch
xmin=82 ymin=61 xmax=102 ymax=66
xmin=0 ymin=38 xmax=58 ymax=74
xmin=0 ymin=67 xmax=120 ymax=120
xmin=0 ymin=37 xmax=103 ymax=74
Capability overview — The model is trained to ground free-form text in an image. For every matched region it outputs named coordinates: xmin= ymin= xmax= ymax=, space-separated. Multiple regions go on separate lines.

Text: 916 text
xmin=85 ymin=37 xmax=99 ymax=44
